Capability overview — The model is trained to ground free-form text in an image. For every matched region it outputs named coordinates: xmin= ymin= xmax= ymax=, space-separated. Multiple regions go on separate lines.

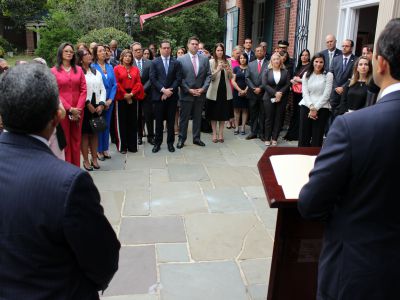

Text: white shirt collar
xmin=29 ymin=134 xmax=50 ymax=146
xmin=161 ymin=56 xmax=170 ymax=60
xmin=379 ymin=82 xmax=400 ymax=100
xmin=343 ymin=54 xmax=351 ymax=59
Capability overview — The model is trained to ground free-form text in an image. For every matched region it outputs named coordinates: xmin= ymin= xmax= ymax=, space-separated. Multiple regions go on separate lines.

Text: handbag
xmin=292 ymin=82 xmax=302 ymax=93
xmin=89 ymin=115 xmax=107 ymax=132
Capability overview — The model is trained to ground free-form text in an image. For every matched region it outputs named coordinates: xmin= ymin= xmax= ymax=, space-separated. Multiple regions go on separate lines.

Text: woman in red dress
xmin=51 ymin=42 xmax=87 ymax=167
xmin=113 ymin=49 xmax=144 ymax=153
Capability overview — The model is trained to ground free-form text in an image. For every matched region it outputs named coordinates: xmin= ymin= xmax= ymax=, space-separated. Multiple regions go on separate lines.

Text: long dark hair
xmin=76 ymin=49 xmax=96 ymax=75
xmin=212 ymin=42 xmax=227 ymax=69
xmin=92 ymin=44 xmax=105 ymax=63
xmin=305 ymin=53 xmax=326 ymax=78
xmin=56 ymin=42 xmax=77 ymax=73
xmin=295 ymin=49 xmax=310 ymax=74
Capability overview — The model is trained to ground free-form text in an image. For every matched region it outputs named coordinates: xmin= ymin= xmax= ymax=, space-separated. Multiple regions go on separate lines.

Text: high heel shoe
xmin=83 ymin=161 xmax=93 ymax=171
xmin=91 ymin=160 xmax=100 ymax=170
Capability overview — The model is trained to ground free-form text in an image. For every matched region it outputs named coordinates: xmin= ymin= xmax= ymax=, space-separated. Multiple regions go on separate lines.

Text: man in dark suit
xmin=245 ymin=45 xmax=268 ymax=140
xmin=244 ymin=38 xmax=256 ymax=62
xmin=298 ymin=18 xmax=400 ymax=300
xmin=150 ymin=40 xmax=182 ymax=153
xmin=132 ymin=42 xmax=155 ymax=146
xmin=329 ymin=39 xmax=357 ymax=115
xmin=0 ymin=64 xmax=120 ymax=299
xmin=177 ymin=36 xmax=211 ymax=148
xmin=110 ymin=39 xmax=122 ymax=63
xmin=319 ymin=33 xmax=342 ymax=70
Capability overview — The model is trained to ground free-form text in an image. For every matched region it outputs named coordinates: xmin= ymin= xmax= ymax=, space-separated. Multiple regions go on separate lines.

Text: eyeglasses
xmin=342 ymin=45 xmax=351 ymax=48
xmin=134 ymin=49 xmax=143 ymax=52
xmin=83 ymin=52 xmax=91 ymax=56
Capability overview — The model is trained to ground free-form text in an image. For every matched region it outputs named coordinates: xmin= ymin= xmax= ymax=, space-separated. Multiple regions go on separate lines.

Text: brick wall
xmin=236 ymin=0 xmax=246 ymax=46
xmin=272 ymin=0 xmax=298 ymax=57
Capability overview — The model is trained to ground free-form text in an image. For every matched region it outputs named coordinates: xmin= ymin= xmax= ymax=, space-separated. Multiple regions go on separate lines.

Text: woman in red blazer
xmin=114 ymin=49 xmax=144 ymax=153
xmin=51 ymin=42 xmax=87 ymax=167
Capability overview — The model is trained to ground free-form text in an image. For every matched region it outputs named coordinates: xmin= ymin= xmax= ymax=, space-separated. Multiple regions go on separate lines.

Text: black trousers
xmin=115 ymin=99 xmax=138 ymax=152
xmin=284 ymin=92 xmax=302 ymax=140
xmin=154 ymin=99 xmax=177 ymax=145
xmin=298 ymin=105 xmax=330 ymax=147
xmin=248 ymin=95 xmax=264 ymax=136
xmin=263 ymin=97 xmax=287 ymax=141
xmin=138 ymin=97 xmax=155 ymax=140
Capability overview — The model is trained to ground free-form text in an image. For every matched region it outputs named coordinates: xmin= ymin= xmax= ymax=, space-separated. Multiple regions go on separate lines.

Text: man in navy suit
xmin=319 ymin=34 xmax=342 ymax=70
xmin=244 ymin=38 xmax=256 ymax=62
xmin=132 ymin=42 xmax=155 ymax=146
xmin=329 ymin=39 xmax=357 ymax=115
xmin=0 ymin=64 xmax=120 ymax=299
xmin=298 ymin=18 xmax=400 ymax=300
xmin=150 ymin=40 xmax=182 ymax=153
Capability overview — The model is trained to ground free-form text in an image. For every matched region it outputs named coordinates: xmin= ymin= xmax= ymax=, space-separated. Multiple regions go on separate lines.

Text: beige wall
xmin=308 ymin=0 xmax=340 ymax=56
xmin=375 ymin=0 xmax=400 ymax=44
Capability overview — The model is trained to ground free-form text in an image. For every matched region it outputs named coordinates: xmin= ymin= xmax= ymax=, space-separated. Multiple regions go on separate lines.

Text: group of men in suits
xmin=129 ymin=36 xmax=211 ymax=153
xmin=299 ymin=18 xmax=400 ymax=299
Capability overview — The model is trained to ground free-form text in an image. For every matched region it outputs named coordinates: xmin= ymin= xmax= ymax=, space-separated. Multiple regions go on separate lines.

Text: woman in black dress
xmin=231 ymin=53 xmax=249 ymax=135
xmin=206 ymin=43 xmax=233 ymax=143
xmin=336 ymin=56 xmax=372 ymax=115
xmin=284 ymin=49 xmax=310 ymax=141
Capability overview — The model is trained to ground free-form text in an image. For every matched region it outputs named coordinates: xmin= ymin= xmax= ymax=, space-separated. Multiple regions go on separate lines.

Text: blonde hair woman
xmin=261 ymin=52 xmax=291 ymax=146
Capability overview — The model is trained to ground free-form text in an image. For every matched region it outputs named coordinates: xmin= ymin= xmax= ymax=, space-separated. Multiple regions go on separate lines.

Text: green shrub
xmin=0 ymin=37 xmax=13 ymax=52
xmin=0 ymin=46 xmax=4 ymax=57
xmin=35 ymin=11 xmax=81 ymax=66
xmin=78 ymin=27 xmax=133 ymax=49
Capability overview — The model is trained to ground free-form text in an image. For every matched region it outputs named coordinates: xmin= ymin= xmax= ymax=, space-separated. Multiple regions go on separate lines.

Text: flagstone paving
xmin=95 ymin=126 xmax=297 ymax=300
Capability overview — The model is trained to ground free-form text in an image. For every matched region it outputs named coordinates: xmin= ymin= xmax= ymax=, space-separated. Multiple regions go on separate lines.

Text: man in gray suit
xmin=245 ymin=46 xmax=268 ymax=140
xmin=177 ymin=36 xmax=211 ymax=148
xmin=319 ymin=34 xmax=342 ymax=70
xmin=132 ymin=42 xmax=155 ymax=145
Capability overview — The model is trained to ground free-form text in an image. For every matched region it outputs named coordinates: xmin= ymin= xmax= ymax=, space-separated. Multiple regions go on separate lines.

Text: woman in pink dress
xmin=51 ymin=42 xmax=87 ymax=167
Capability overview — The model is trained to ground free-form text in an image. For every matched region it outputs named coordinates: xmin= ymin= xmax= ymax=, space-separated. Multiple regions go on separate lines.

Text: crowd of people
xmin=0 ymin=34 xmax=379 ymax=169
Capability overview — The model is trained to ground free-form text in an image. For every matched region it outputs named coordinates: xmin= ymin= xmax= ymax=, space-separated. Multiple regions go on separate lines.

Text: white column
xmin=375 ymin=0 xmax=400 ymax=44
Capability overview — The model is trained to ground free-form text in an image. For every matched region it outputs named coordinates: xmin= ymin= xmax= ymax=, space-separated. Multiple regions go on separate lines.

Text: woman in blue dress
xmin=92 ymin=44 xmax=117 ymax=160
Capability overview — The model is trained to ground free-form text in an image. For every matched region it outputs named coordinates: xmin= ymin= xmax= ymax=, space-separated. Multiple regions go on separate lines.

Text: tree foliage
xmin=35 ymin=11 xmax=81 ymax=66
xmin=79 ymin=28 xmax=133 ymax=49
xmin=0 ymin=0 xmax=47 ymax=27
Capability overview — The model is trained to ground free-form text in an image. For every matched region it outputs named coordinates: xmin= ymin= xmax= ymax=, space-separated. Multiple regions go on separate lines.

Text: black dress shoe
xmin=245 ymin=134 xmax=257 ymax=140
xmin=168 ymin=144 xmax=175 ymax=152
xmin=152 ymin=144 xmax=161 ymax=153
xmin=148 ymin=137 xmax=155 ymax=145
xmin=176 ymin=140 xmax=184 ymax=149
xmin=128 ymin=148 xmax=138 ymax=153
xmin=138 ymin=138 xmax=143 ymax=145
xmin=193 ymin=140 xmax=205 ymax=147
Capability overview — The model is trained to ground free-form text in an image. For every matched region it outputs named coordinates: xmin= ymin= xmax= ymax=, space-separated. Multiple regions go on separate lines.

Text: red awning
xmin=140 ymin=0 xmax=208 ymax=30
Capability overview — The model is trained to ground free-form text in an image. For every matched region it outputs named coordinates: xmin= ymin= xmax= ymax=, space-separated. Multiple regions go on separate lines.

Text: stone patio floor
xmin=92 ymin=125 xmax=297 ymax=300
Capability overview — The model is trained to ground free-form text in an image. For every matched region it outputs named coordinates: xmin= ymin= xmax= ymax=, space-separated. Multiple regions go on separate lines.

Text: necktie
xmin=192 ymin=55 xmax=197 ymax=76
xmin=257 ymin=60 xmax=261 ymax=73
xmin=137 ymin=60 xmax=142 ymax=75
xmin=343 ymin=57 xmax=348 ymax=71
xmin=164 ymin=58 xmax=169 ymax=75
xmin=329 ymin=52 xmax=334 ymax=68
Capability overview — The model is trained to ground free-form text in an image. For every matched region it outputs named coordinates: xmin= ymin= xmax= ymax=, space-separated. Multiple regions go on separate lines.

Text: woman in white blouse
xmin=298 ymin=53 xmax=333 ymax=147
xmin=77 ymin=49 xmax=106 ymax=171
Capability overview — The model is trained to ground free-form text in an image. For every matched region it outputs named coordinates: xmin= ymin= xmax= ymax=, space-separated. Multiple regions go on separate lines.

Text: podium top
xmin=257 ymin=147 xmax=320 ymax=208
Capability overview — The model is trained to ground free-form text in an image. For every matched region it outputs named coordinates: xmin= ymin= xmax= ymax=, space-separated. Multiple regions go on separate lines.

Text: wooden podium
xmin=257 ymin=147 xmax=324 ymax=300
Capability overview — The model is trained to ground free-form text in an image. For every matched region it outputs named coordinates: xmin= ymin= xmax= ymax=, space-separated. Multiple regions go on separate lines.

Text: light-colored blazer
xmin=206 ymin=59 xmax=233 ymax=101
xmin=178 ymin=53 xmax=211 ymax=102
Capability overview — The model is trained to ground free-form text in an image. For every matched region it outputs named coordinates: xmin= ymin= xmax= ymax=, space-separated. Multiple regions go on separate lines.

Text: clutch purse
xmin=89 ymin=115 xmax=107 ymax=132
xmin=292 ymin=82 xmax=302 ymax=94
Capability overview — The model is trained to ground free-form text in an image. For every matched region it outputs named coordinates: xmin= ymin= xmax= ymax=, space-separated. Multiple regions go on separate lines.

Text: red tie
xmin=257 ymin=60 xmax=261 ymax=73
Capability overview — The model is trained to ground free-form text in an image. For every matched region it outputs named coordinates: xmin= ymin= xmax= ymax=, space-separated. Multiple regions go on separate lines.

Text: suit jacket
xmin=0 ymin=132 xmax=120 ymax=300
xmin=133 ymin=58 xmax=152 ymax=95
xmin=261 ymin=68 xmax=291 ymax=101
xmin=112 ymin=48 xmax=123 ymax=62
xmin=93 ymin=62 xmax=117 ymax=101
xmin=149 ymin=56 xmax=182 ymax=101
xmin=178 ymin=52 xmax=211 ymax=102
xmin=245 ymin=58 xmax=268 ymax=99
xmin=298 ymin=90 xmax=400 ymax=300
xmin=320 ymin=48 xmax=342 ymax=70
xmin=51 ymin=66 xmax=87 ymax=111
xmin=329 ymin=54 xmax=357 ymax=107
xmin=206 ymin=59 xmax=233 ymax=101
xmin=244 ymin=50 xmax=256 ymax=62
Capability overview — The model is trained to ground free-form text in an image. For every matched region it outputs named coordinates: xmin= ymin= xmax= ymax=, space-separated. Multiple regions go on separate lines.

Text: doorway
xmin=355 ymin=5 xmax=379 ymax=56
